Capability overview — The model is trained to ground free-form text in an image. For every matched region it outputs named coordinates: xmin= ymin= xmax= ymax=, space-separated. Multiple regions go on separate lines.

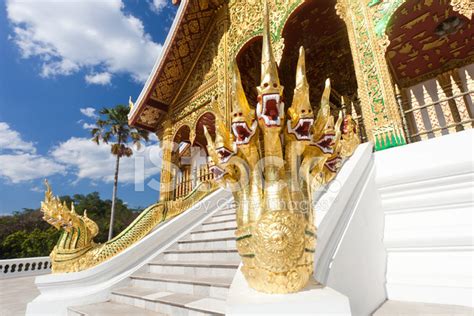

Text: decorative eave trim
xmin=128 ymin=0 xmax=190 ymax=126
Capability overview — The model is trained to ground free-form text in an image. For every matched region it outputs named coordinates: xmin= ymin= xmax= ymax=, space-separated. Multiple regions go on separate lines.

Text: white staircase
xmin=27 ymin=133 xmax=474 ymax=315
xmin=68 ymin=206 xmax=239 ymax=316
xmin=373 ymin=131 xmax=474 ymax=313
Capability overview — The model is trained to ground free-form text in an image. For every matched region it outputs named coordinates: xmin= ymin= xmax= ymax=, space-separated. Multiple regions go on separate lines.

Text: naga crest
xmin=41 ymin=180 xmax=99 ymax=272
xmin=206 ymin=2 xmax=360 ymax=294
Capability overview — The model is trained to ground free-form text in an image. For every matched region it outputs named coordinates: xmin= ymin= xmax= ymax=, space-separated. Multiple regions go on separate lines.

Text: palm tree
xmin=91 ymin=104 xmax=149 ymax=240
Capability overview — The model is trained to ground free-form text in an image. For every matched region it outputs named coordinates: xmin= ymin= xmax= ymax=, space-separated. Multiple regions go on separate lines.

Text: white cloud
xmin=0 ymin=154 xmax=66 ymax=184
xmin=0 ymin=122 xmax=65 ymax=183
xmin=30 ymin=186 xmax=43 ymax=193
xmin=80 ymin=107 xmax=98 ymax=118
xmin=0 ymin=122 xmax=161 ymax=185
xmin=0 ymin=122 xmax=36 ymax=154
xmin=82 ymin=123 xmax=97 ymax=130
xmin=85 ymin=72 xmax=112 ymax=85
xmin=7 ymin=0 xmax=162 ymax=83
xmin=51 ymin=137 xmax=162 ymax=184
xmin=150 ymin=0 xmax=168 ymax=14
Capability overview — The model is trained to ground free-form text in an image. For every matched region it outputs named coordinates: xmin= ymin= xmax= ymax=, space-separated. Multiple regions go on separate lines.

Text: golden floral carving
xmin=450 ymin=0 xmax=473 ymax=19
xmin=139 ymin=107 xmax=161 ymax=126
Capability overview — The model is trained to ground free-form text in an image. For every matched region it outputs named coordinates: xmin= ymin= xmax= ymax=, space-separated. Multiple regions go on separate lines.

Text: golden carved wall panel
xmin=151 ymin=1 xmax=223 ymax=106
xmin=227 ymin=0 xmax=303 ymax=60
xmin=172 ymin=20 xmax=220 ymax=117
xmin=137 ymin=107 xmax=162 ymax=126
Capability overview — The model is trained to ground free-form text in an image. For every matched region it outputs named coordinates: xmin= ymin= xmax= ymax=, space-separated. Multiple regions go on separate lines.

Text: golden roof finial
xmin=287 ymin=46 xmax=313 ymax=131
xmin=295 ymin=46 xmax=309 ymax=92
xmin=232 ymin=61 xmax=252 ymax=113
xmin=231 ymin=60 xmax=256 ymax=132
xmin=311 ymin=78 xmax=332 ymax=139
xmin=257 ymin=0 xmax=282 ymax=96
xmin=129 ymin=96 xmax=134 ymax=109
xmin=212 ymin=99 xmax=234 ymax=150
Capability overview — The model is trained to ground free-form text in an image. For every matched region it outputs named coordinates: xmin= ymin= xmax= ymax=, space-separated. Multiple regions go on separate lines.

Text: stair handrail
xmin=41 ymin=180 xmax=218 ymax=274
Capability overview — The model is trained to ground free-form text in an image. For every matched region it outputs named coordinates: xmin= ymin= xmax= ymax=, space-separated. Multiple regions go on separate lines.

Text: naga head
xmin=308 ymin=79 xmax=337 ymax=155
xmin=324 ymin=112 xmax=344 ymax=178
xmin=287 ymin=47 xmax=315 ymax=140
xmin=212 ymin=101 xmax=236 ymax=164
xmin=231 ymin=61 xmax=258 ymax=145
xmin=342 ymin=114 xmax=357 ymax=139
xmin=256 ymin=1 xmax=284 ymax=129
xmin=208 ymin=3 xmax=359 ymax=295
xmin=340 ymin=113 xmax=360 ymax=158
xmin=41 ymin=180 xmax=98 ymax=272
xmin=204 ymin=126 xmax=228 ymax=181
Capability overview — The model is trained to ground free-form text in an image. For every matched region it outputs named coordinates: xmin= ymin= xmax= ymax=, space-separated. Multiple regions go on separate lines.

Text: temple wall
xmin=158 ymin=0 xmax=473 ymax=201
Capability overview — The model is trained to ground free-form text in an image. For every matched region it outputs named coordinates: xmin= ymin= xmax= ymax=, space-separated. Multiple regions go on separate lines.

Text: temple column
xmin=215 ymin=4 xmax=230 ymax=122
xmin=336 ymin=0 xmax=406 ymax=150
xmin=159 ymin=120 xmax=174 ymax=202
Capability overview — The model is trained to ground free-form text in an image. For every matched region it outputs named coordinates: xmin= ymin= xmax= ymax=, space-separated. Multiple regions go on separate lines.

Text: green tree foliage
xmin=91 ymin=105 xmax=149 ymax=240
xmin=0 ymin=192 xmax=140 ymax=259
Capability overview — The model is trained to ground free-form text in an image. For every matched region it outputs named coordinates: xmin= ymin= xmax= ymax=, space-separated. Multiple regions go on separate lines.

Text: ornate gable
xmin=129 ymin=0 xmax=224 ymax=132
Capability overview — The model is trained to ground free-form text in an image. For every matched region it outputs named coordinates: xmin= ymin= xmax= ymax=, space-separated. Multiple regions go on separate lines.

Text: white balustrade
xmin=0 ymin=256 xmax=51 ymax=279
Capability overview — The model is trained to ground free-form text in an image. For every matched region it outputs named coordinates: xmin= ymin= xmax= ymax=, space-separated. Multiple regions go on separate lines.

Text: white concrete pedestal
xmin=226 ymin=267 xmax=351 ymax=315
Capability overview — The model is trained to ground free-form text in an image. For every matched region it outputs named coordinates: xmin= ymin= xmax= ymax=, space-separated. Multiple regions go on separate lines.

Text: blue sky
xmin=0 ymin=0 xmax=177 ymax=214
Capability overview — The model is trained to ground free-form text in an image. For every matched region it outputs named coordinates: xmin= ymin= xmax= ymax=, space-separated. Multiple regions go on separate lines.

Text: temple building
xmin=4 ymin=1 xmax=472 ymax=315
xmin=128 ymin=0 xmax=473 ymax=202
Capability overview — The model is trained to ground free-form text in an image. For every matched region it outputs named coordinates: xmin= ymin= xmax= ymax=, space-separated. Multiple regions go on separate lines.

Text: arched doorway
xmin=193 ymin=112 xmax=216 ymax=188
xmin=194 ymin=112 xmax=216 ymax=149
xmin=171 ymin=125 xmax=191 ymax=199
xmin=279 ymin=0 xmax=359 ymax=118
xmin=170 ymin=113 xmax=217 ymax=200
xmin=385 ymin=0 xmax=474 ymax=141
xmin=236 ymin=36 xmax=263 ymax=106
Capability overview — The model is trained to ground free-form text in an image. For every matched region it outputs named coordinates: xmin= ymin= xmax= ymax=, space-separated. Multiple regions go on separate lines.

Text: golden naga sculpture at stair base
xmin=205 ymin=3 xmax=360 ymax=294
xmin=41 ymin=180 xmax=216 ymax=273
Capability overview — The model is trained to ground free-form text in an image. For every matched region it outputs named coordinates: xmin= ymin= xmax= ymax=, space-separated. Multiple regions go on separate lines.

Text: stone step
xmin=190 ymin=226 xmax=236 ymax=240
xmin=178 ymin=237 xmax=236 ymax=251
xmin=214 ymin=208 xmax=236 ymax=216
xmin=163 ymin=248 xmax=240 ymax=262
xmin=67 ymin=301 xmax=165 ymax=316
xmin=374 ymin=300 xmax=474 ymax=315
xmin=207 ymin=213 xmax=236 ymax=222
xmin=201 ymin=218 xmax=236 ymax=231
xmin=130 ymin=273 xmax=233 ymax=299
xmin=111 ymin=286 xmax=226 ymax=315
xmin=148 ymin=260 xmax=240 ymax=278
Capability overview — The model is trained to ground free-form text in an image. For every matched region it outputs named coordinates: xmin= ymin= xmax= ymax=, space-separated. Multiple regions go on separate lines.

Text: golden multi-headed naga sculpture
xmin=41 ymin=179 xmax=215 ymax=273
xmin=204 ymin=3 xmax=359 ymax=294
xmin=40 ymin=2 xmax=358 ymax=282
